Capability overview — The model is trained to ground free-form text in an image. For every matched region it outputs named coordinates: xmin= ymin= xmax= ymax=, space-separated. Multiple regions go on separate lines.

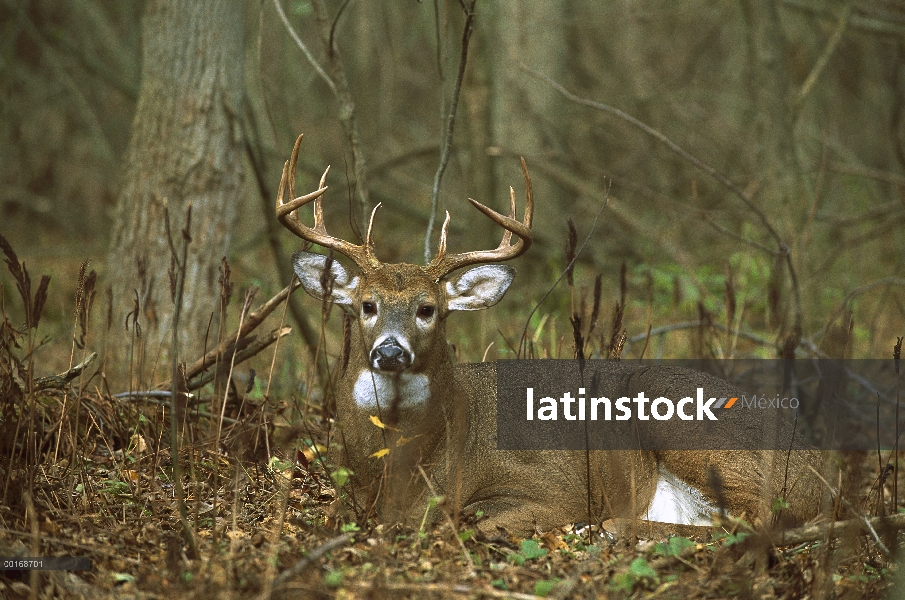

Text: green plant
xmin=610 ymin=557 xmax=659 ymax=592
xmin=654 ymin=536 xmax=695 ymax=557
xmin=534 ymin=579 xmax=559 ymax=596
xmin=509 ymin=539 xmax=548 ymax=565
xmin=330 ymin=466 xmax=353 ymax=487
xmin=340 ymin=522 xmax=360 ymax=533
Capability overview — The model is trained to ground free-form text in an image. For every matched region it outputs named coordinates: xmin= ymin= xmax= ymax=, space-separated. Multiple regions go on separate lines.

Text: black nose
xmin=370 ymin=337 xmax=411 ymax=371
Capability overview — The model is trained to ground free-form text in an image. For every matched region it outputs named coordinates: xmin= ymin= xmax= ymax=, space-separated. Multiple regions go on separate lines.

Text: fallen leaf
xmin=303 ymin=443 xmax=327 ymax=463
xmin=395 ymin=434 xmax=421 ymax=447
xmin=542 ymin=531 xmax=568 ymax=551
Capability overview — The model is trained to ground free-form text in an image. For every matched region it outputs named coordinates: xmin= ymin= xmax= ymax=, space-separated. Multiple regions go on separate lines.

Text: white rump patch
xmin=646 ymin=468 xmax=720 ymax=525
xmin=352 ymin=370 xmax=430 ymax=409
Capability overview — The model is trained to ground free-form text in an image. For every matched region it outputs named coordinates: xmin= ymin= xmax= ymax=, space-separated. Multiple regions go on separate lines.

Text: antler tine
xmin=426 ymin=158 xmax=534 ymax=279
xmin=498 ymin=186 xmax=517 ymax=249
xmin=275 ymin=135 xmax=379 ymax=271
xmin=434 ymin=211 xmax=452 ymax=262
xmin=364 ymin=203 xmax=382 ymax=250
xmin=312 ymin=165 xmax=331 ymax=234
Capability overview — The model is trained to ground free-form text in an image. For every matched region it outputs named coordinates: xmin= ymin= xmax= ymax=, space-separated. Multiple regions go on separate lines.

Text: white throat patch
xmin=352 ymin=370 xmax=431 ymax=409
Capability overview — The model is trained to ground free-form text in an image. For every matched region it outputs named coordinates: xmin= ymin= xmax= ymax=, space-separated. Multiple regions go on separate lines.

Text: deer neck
xmin=339 ymin=319 xmax=456 ymax=427
xmin=335 ymin=320 xmax=460 ymax=509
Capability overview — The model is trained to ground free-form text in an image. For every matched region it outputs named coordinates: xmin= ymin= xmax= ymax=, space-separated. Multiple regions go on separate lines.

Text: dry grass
xmin=0 ymin=234 xmax=901 ymax=599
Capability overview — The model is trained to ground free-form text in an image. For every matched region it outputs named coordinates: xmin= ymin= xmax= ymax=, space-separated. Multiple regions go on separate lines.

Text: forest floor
xmin=1 ymin=233 xmax=902 ymax=599
xmin=0 ymin=384 xmax=900 ymax=600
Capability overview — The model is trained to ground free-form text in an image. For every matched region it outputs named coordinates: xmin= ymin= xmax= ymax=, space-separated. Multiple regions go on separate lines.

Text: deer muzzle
xmin=370 ymin=337 xmax=412 ymax=372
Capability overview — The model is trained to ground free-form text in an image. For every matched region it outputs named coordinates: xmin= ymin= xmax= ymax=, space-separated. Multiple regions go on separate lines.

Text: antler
xmin=275 ymin=134 xmax=382 ymax=272
xmin=425 ymin=157 xmax=534 ymax=279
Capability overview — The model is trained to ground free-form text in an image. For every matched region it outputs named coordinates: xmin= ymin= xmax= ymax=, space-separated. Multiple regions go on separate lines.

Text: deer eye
xmin=418 ymin=305 xmax=435 ymax=318
xmin=362 ymin=301 xmax=376 ymax=315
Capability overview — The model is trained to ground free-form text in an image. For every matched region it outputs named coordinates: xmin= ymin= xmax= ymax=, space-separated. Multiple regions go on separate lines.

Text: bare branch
xmin=187 ymin=327 xmax=292 ymax=391
xmin=525 ymin=66 xmax=804 ymax=338
xmin=35 ymin=352 xmax=98 ymax=391
xmin=518 ymin=193 xmax=610 ymax=358
xmin=272 ymin=533 xmax=354 ymax=590
xmin=157 ymin=280 xmax=301 ymax=389
xmin=796 ymin=2 xmax=854 ymax=107
xmin=311 ymin=0 xmax=370 ymax=234
xmin=272 ymin=0 xmax=336 ymax=94
xmin=423 ymin=0 xmax=478 ymax=264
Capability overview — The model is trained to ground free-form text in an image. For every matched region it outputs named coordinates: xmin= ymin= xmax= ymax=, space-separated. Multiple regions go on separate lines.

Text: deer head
xmin=276 ymin=134 xmax=532 ymax=413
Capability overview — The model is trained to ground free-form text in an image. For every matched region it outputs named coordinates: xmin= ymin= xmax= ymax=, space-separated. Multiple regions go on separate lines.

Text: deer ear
xmin=292 ymin=251 xmax=358 ymax=305
xmin=445 ymin=265 xmax=515 ymax=311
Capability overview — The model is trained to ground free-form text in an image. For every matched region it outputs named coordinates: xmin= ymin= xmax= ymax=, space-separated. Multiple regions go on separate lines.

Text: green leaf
xmin=715 ymin=531 xmax=751 ymax=546
xmin=330 ymin=466 xmax=353 ymax=487
xmin=534 ymin=579 xmax=558 ymax=597
xmin=520 ymin=539 xmax=548 ymax=560
xmin=655 ymin=536 xmax=695 ymax=557
xmin=291 ymin=1 xmax=313 ymax=16
xmin=324 ymin=570 xmax=344 ymax=587
xmin=609 ymin=572 xmax=635 ymax=593
xmin=629 ymin=557 xmax=658 ymax=582
xmin=267 ymin=456 xmax=292 ymax=471
xmin=509 ymin=553 xmax=525 ymax=566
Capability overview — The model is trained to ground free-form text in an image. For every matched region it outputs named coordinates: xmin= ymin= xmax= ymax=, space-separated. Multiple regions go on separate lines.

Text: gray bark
xmin=104 ymin=0 xmax=246 ymax=390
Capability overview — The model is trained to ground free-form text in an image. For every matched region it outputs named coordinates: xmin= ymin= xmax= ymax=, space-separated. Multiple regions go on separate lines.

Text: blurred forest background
xmin=1 ymin=0 xmax=904 ymax=395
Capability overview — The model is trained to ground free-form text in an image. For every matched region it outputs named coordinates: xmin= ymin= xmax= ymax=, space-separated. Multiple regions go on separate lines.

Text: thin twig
xmin=328 ymin=0 xmax=352 ymax=56
xmin=796 ymin=2 xmax=853 ymax=107
xmin=828 ymin=163 xmax=905 ymax=186
xmin=272 ymin=0 xmax=336 ymax=94
xmin=525 ymin=66 xmax=804 ymax=336
xmin=158 ymin=280 xmax=301 ymax=389
xmin=349 ymin=581 xmax=543 ymax=600
xmin=112 ymin=393 xmax=240 ymax=425
xmin=424 ymin=0 xmax=477 ymax=264
xmin=700 ymin=212 xmax=779 ymax=256
xmin=241 ymin=106 xmax=321 ymax=356
xmin=523 ymin=67 xmax=779 ymax=241
xmin=518 ymin=194 xmax=610 ymax=358
xmin=311 ymin=0 xmax=369 ymax=234
xmin=271 ymin=532 xmax=353 ymax=590
xmin=417 ymin=465 xmax=476 ymax=575
xmin=819 ymin=277 xmax=905 ymax=344
xmin=800 ymin=465 xmax=892 ymax=556
xmin=217 ymin=289 xmax=256 ymax=447
xmin=187 ymin=327 xmax=292 ymax=391
xmin=113 ymin=390 xmax=194 ymax=400
xmin=163 ymin=202 xmax=198 ymax=559
xmin=627 ymin=320 xmax=774 ymax=348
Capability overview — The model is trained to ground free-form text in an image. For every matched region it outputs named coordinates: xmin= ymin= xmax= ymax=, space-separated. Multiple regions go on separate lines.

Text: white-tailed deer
xmin=276 ymin=135 xmax=824 ymax=534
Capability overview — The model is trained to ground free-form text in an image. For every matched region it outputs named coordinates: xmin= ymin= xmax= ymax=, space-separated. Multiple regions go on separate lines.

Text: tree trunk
xmin=104 ymin=0 xmax=245 ymax=391
xmin=740 ymin=0 xmax=805 ymax=232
